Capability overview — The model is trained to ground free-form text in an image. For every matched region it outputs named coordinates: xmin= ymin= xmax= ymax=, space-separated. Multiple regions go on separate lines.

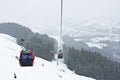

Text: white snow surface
xmin=91 ymin=36 xmax=120 ymax=43
xmin=85 ymin=36 xmax=120 ymax=49
xmin=0 ymin=33 xmax=95 ymax=80
xmin=86 ymin=42 xmax=107 ymax=49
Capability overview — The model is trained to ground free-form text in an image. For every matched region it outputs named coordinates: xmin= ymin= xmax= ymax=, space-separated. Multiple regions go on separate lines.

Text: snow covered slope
xmin=0 ymin=33 xmax=95 ymax=80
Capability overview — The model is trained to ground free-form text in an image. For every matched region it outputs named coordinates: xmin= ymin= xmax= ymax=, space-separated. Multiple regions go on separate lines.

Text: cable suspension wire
xmin=60 ymin=0 xmax=63 ymax=48
xmin=57 ymin=0 xmax=63 ymax=66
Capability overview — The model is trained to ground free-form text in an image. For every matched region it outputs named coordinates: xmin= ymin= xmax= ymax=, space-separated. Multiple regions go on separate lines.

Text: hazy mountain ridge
xmin=63 ymin=35 xmax=120 ymax=62
xmin=0 ymin=22 xmax=34 ymax=40
xmin=62 ymin=19 xmax=120 ymax=62
xmin=63 ymin=19 xmax=120 ymax=36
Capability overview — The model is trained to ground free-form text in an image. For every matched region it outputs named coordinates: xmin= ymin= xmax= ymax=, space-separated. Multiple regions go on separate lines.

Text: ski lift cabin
xmin=19 ymin=50 xmax=35 ymax=66
xmin=57 ymin=49 xmax=63 ymax=59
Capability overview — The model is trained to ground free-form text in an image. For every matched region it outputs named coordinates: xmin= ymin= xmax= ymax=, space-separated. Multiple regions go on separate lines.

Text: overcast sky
xmin=0 ymin=0 xmax=120 ymax=33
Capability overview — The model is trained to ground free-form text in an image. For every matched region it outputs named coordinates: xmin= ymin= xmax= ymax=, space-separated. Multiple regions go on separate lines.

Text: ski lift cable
xmin=60 ymin=0 xmax=63 ymax=48
xmin=57 ymin=0 xmax=63 ymax=66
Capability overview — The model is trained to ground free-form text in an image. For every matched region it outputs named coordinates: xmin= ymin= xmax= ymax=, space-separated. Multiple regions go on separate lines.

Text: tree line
xmin=64 ymin=46 xmax=120 ymax=80
xmin=17 ymin=32 xmax=57 ymax=61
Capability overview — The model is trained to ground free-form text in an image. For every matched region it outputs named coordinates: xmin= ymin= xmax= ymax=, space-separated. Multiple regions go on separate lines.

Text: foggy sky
xmin=0 ymin=0 xmax=120 ymax=33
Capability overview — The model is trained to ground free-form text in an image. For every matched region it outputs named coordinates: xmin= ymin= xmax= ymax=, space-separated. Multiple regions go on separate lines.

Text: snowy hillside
xmin=85 ymin=36 xmax=120 ymax=49
xmin=0 ymin=33 xmax=95 ymax=80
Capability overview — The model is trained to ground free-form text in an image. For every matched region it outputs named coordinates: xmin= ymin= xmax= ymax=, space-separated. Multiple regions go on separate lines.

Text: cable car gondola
xmin=19 ymin=50 xmax=35 ymax=66
xmin=57 ymin=49 xmax=63 ymax=59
